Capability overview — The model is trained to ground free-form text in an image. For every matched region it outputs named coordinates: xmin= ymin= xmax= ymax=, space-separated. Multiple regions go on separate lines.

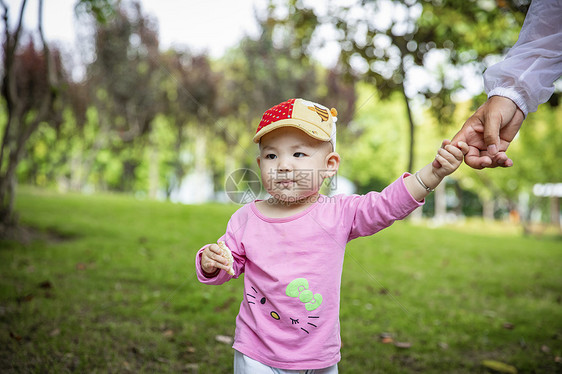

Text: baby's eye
xmin=265 ymin=154 xmax=277 ymax=160
xmin=293 ymin=152 xmax=306 ymax=158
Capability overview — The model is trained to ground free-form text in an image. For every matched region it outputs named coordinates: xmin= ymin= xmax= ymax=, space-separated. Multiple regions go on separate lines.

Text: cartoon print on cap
xmin=307 ymin=105 xmax=329 ymax=122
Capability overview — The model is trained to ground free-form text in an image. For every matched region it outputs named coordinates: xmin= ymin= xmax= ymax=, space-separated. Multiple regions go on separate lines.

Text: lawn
xmin=1 ymin=186 xmax=561 ymax=373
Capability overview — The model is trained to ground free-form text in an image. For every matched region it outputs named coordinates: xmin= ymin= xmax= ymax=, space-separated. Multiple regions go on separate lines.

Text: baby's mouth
xmin=276 ymin=179 xmax=295 ymax=189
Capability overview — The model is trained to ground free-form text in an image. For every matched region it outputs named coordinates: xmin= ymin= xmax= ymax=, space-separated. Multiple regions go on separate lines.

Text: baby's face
xmin=257 ymin=127 xmax=336 ymax=203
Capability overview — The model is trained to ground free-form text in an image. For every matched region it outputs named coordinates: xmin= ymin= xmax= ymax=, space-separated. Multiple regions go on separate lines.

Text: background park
xmin=1 ymin=0 xmax=561 ymax=372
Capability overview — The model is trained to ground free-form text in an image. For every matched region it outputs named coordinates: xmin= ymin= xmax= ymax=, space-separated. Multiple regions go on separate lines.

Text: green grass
xmin=1 ymin=186 xmax=561 ymax=373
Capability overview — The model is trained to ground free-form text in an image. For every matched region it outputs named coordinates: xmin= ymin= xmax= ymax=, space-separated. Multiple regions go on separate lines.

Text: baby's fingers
xmin=436 ymin=146 xmax=463 ymax=171
xmin=210 ymin=254 xmax=229 ymax=268
xmin=204 ymin=245 xmax=229 ymax=267
xmin=443 ymin=143 xmax=464 ymax=161
xmin=435 ymin=148 xmax=454 ymax=167
xmin=432 ymin=139 xmax=452 ymax=168
xmin=203 ymin=257 xmax=230 ymax=273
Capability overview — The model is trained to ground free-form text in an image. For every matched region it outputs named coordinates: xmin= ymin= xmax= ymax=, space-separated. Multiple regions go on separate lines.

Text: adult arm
xmin=484 ymin=0 xmax=562 ymax=116
xmin=437 ymin=0 xmax=562 ymax=169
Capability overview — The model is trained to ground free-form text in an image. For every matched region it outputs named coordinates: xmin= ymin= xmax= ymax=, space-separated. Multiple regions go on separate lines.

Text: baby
xmin=196 ymin=98 xmax=468 ymax=373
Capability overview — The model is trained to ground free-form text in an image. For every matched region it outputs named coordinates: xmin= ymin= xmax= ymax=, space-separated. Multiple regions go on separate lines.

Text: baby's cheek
xmin=260 ymin=171 xmax=274 ymax=190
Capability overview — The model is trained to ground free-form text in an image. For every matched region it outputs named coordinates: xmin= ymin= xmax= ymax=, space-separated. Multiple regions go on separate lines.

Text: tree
xmin=158 ymin=50 xmax=221 ymax=196
xmin=0 ymin=0 xmax=114 ymax=236
xmin=331 ymin=0 xmax=527 ymax=173
xmin=266 ymin=0 xmax=527 ymax=172
xmin=219 ymin=3 xmax=356 ymax=173
xmin=0 ymin=0 xmax=62 ymax=235
xmin=216 ymin=5 xmax=324 ymax=188
xmin=269 ymin=0 xmax=529 ymax=220
xmin=83 ymin=1 xmax=160 ymax=191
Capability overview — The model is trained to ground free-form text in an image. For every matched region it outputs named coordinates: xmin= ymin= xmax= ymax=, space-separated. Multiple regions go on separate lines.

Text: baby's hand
xmin=201 ymin=243 xmax=232 ymax=276
xmin=433 ymin=140 xmax=468 ymax=178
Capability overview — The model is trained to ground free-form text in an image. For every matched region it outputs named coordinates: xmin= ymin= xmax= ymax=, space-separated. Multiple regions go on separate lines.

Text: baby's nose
xmin=277 ymin=158 xmax=292 ymax=172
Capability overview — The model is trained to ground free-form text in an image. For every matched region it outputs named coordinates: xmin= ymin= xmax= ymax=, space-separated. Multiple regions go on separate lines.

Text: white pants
xmin=234 ymin=350 xmax=338 ymax=374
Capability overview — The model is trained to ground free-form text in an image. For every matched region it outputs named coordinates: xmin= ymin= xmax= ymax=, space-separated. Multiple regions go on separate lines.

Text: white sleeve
xmin=483 ymin=0 xmax=562 ymax=116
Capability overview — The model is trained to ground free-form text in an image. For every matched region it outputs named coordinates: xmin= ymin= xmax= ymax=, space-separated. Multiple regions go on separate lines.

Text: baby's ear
xmin=323 ymin=152 xmax=340 ymax=178
xmin=256 ymin=156 xmax=261 ymax=167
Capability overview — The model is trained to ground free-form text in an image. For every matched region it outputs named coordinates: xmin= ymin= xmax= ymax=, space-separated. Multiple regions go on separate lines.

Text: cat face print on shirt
xmin=246 ymin=278 xmax=323 ymax=335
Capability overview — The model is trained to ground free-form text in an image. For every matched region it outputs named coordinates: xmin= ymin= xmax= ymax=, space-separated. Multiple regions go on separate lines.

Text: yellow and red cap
xmin=253 ymin=98 xmax=338 ymax=150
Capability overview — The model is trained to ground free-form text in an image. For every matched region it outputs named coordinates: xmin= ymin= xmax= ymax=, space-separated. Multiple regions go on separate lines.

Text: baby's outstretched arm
xmin=404 ymin=140 xmax=469 ymax=202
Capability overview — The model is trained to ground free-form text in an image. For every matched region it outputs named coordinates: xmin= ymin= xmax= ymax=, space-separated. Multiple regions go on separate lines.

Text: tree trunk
xmin=550 ymin=196 xmax=560 ymax=230
xmin=483 ymin=198 xmax=495 ymax=221
xmin=69 ymin=151 xmax=83 ymax=191
xmin=79 ymin=109 xmax=112 ymax=190
xmin=399 ymin=75 xmax=420 ymax=220
xmin=224 ymin=152 xmax=236 ymax=179
xmin=172 ymin=120 xmax=184 ymax=192
xmin=0 ymin=146 xmax=19 ymax=231
xmin=148 ymin=138 xmax=159 ymax=199
xmin=0 ymin=113 xmax=42 ymax=232
xmin=399 ymin=82 xmax=415 ymax=174
xmin=454 ymin=182 xmax=463 ymax=216
xmin=0 ymin=0 xmax=56 ymax=235
xmin=194 ymin=129 xmax=207 ymax=172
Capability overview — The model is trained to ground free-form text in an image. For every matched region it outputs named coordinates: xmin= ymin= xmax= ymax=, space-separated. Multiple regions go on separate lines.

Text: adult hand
xmin=433 ymin=96 xmax=525 ymax=169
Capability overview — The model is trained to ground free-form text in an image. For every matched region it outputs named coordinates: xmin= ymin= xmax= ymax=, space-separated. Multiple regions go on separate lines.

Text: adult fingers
xmin=464 ymin=146 xmax=491 ymax=169
xmin=457 ymin=141 xmax=469 ymax=155
xmin=483 ymin=96 xmax=519 ymax=155
xmin=487 ymin=136 xmax=516 ymax=167
xmin=491 ymin=152 xmax=513 ymax=168
xmin=499 ymin=108 xmax=524 ymax=143
xmin=483 ymin=109 xmax=502 ymax=156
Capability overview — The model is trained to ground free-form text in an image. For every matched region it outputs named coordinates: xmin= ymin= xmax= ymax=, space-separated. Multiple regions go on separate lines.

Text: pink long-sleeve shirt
xmin=195 ymin=174 xmax=423 ymax=370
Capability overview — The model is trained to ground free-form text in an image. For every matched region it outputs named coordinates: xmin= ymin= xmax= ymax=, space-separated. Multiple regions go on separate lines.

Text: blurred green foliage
xmin=3 ymin=0 xmax=561 ymax=224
